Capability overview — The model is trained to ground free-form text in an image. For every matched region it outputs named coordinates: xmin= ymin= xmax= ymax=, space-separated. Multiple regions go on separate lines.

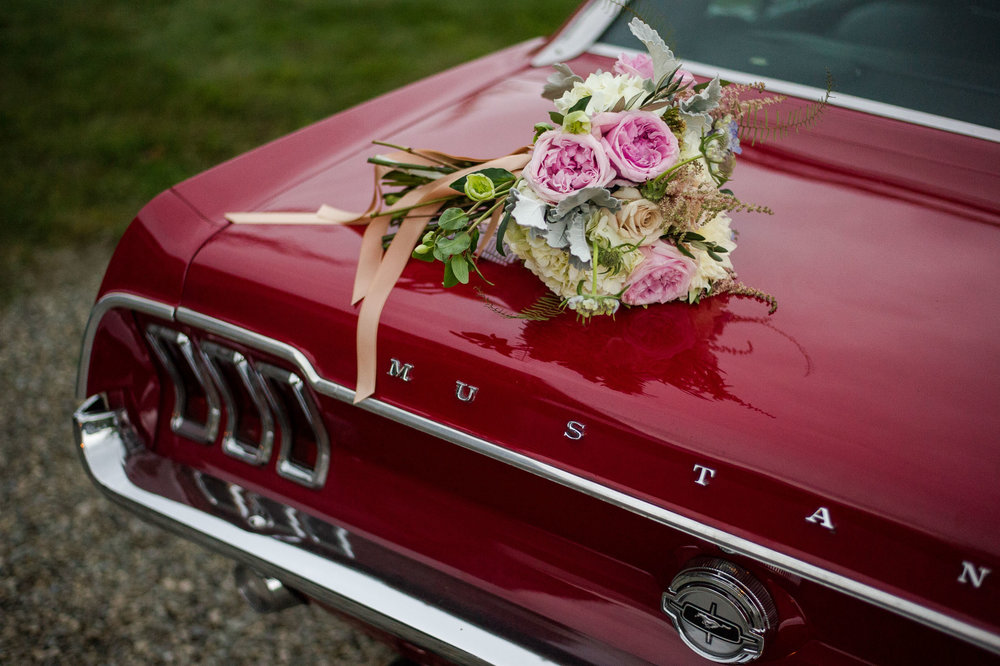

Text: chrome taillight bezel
xmin=143 ymin=324 xmax=329 ymax=489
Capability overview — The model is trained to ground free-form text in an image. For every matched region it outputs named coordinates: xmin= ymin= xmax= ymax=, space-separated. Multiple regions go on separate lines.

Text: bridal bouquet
xmin=229 ymin=17 xmax=827 ymax=399
xmin=392 ymin=18 xmax=797 ymax=318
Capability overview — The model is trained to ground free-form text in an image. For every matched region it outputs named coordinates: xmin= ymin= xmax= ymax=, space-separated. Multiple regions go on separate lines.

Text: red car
xmin=74 ymin=1 xmax=1000 ymax=663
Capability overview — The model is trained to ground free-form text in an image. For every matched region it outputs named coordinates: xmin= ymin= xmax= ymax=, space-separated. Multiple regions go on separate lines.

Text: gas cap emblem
xmin=662 ymin=557 xmax=778 ymax=663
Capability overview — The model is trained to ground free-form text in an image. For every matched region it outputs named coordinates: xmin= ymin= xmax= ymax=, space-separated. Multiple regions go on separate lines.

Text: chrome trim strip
xmin=73 ymin=394 xmax=554 ymax=666
xmin=76 ymin=293 xmax=176 ymax=400
xmin=533 ymin=0 xmax=1000 ymax=142
xmin=81 ymin=294 xmax=1000 ymax=656
xmin=589 ymin=44 xmax=1000 ymax=143
xmin=531 ymin=0 xmax=623 ymax=67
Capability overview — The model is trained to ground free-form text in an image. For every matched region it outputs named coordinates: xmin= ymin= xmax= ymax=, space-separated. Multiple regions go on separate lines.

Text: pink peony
xmin=614 ymin=52 xmax=654 ymax=80
xmin=592 ymin=111 xmax=679 ymax=184
xmin=622 ymin=242 xmax=696 ymax=305
xmin=523 ymin=130 xmax=615 ymax=203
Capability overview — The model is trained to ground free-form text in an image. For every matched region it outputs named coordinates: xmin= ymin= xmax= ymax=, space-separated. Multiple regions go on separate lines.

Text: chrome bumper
xmin=73 ymin=394 xmax=553 ymax=666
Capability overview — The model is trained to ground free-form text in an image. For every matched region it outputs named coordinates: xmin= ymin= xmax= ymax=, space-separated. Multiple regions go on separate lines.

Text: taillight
xmin=144 ymin=325 xmax=330 ymax=489
xmin=144 ymin=324 xmax=221 ymax=444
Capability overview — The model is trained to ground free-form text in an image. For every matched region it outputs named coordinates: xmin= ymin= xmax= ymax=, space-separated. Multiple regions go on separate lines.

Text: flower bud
xmin=562 ymin=110 xmax=591 ymax=135
xmin=464 ymin=173 xmax=496 ymax=202
xmin=414 ymin=244 xmax=432 ymax=255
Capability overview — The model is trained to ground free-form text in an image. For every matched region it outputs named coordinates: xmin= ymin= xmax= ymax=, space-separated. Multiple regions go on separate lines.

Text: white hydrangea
xmin=506 ymin=219 xmax=632 ymax=303
xmin=555 ymin=71 xmax=647 ymax=115
xmin=687 ymin=211 xmax=737 ymax=300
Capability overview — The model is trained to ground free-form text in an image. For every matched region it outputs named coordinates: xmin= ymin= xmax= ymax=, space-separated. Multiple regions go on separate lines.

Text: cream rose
xmin=615 ymin=198 xmax=664 ymax=245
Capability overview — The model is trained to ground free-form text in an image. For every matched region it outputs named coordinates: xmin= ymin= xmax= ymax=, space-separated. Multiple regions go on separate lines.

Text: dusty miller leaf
xmin=628 ymin=18 xmax=681 ymax=86
xmin=542 ymin=63 xmax=583 ymax=101
xmin=681 ymin=75 xmax=722 ymax=116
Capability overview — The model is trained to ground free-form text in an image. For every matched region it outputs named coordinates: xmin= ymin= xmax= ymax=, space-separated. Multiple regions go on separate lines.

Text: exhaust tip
xmin=234 ymin=564 xmax=305 ymax=613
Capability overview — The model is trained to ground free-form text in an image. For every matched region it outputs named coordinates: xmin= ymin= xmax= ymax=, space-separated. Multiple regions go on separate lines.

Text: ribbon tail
xmin=352 ymin=207 xmax=434 ymax=403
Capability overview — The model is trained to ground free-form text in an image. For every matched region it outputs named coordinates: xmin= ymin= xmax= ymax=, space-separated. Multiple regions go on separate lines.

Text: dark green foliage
xmin=0 ymin=0 xmax=576 ymax=254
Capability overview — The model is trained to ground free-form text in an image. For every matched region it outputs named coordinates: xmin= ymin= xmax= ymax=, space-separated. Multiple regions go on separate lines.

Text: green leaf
xmin=567 ymin=95 xmax=591 ymax=114
xmin=533 ymin=122 xmax=555 ymax=141
xmin=436 ymin=231 xmax=471 ymax=256
xmin=707 ymin=250 xmax=722 ymax=262
xmin=675 ymin=243 xmax=695 ymax=259
xmin=720 ymin=188 xmax=734 ymax=196
xmin=549 ymin=111 xmax=564 ymax=125
xmin=442 ymin=260 xmax=459 ymax=288
xmin=437 ymin=207 xmax=469 ymax=231
xmin=683 ymin=232 xmax=706 ymax=241
xmin=450 ymin=254 xmax=470 ymax=284
xmin=495 ymin=209 xmax=512 ymax=256
xmin=411 ymin=248 xmax=436 ymax=262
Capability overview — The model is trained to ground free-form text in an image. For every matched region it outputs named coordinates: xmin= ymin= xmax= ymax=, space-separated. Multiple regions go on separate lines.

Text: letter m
xmin=387 ymin=359 xmax=413 ymax=382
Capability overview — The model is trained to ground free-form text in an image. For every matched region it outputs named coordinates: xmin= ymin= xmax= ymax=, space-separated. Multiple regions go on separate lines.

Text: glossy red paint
xmin=83 ymin=25 xmax=1000 ymax=666
xmin=97 ymin=190 xmax=226 ymax=307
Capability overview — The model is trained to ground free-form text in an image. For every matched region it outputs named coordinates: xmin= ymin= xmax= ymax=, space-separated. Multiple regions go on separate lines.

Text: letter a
xmin=805 ymin=507 xmax=835 ymax=531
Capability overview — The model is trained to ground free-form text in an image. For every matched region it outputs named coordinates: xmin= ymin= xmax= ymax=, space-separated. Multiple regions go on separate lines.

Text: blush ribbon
xmin=227 ymin=147 xmax=530 ymax=403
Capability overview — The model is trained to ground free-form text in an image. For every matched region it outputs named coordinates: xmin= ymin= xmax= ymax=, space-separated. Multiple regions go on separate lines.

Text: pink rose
xmin=614 ymin=52 xmax=654 ymax=80
xmin=524 ymin=130 xmax=615 ymax=203
xmin=622 ymin=242 xmax=696 ymax=305
xmin=677 ymin=69 xmax=696 ymax=89
xmin=592 ymin=111 xmax=679 ymax=184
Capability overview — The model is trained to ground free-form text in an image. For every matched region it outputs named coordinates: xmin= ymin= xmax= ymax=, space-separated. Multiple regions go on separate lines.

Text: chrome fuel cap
xmin=662 ymin=557 xmax=778 ymax=663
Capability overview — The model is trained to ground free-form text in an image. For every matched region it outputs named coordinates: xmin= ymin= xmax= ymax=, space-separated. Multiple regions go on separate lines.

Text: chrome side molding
xmin=77 ymin=293 xmax=1000 ymax=656
xmin=73 ymin=394 xmax=553 ymax=666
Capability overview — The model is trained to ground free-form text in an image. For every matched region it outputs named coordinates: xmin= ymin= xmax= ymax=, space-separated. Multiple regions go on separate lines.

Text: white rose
xmin=555 ymin=72 xmax=646 ymax=115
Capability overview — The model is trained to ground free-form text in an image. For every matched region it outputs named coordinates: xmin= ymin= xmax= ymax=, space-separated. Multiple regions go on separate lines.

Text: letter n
xmin=958 ymin=561 xmax=991 ymax=589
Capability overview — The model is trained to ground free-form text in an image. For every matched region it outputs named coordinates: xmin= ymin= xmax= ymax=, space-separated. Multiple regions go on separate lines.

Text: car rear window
xmin=600 ymin=0 xmax=1000 ymax=129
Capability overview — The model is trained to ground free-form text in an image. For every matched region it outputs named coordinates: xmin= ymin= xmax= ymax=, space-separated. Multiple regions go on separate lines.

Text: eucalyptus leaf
xmin=450 ymin=255 xmax=470 ymax=284
xmin=437 ymin=207 xmax=469 ymax=231
xmin=442 ymin=260 xmax=459 ymax=288
xmin=436 ymin=231 xmax=471 ymax=256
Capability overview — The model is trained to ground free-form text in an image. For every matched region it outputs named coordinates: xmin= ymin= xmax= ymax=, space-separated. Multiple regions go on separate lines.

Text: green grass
xmin=0 ymin=0 xmax=577 ymax=258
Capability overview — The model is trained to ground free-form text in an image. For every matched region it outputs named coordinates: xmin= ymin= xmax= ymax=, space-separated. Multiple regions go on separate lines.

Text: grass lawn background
xmin=0 ymin=0 xmax=578 ymax=297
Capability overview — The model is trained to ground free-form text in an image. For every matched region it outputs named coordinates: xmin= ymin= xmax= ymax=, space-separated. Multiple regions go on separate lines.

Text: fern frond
xmin=476 ymin=288 xmax=566 ymax=321
xmin=736 ymin=72 xmax=833 ymax=146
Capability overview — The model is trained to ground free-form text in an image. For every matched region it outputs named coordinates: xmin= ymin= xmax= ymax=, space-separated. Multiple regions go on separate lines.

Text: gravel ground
xmin=0 ymin=243 xmax=397 ymax=665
